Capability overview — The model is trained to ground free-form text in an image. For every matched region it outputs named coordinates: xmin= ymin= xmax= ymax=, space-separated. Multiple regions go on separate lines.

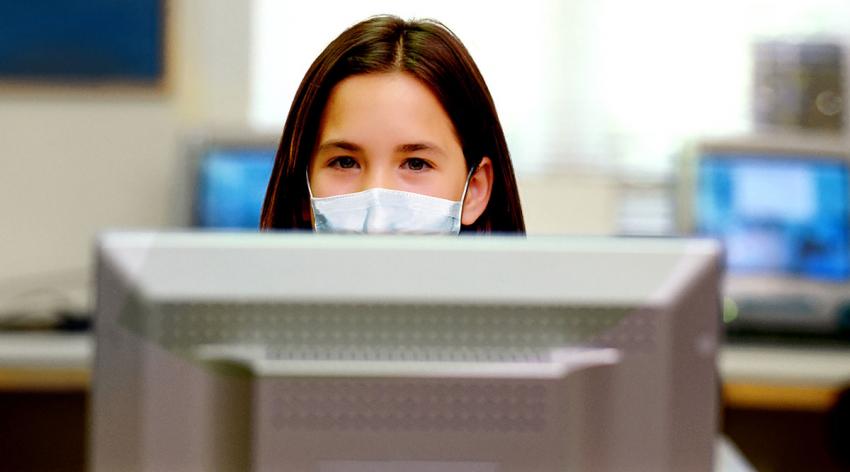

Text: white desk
xmin=720 ymin=343 xmax=850 ymax=411
xmin=0 ymin=332 xmax=91 ymax=391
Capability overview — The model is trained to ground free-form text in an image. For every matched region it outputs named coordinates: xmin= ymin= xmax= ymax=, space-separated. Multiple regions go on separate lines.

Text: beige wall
xmin=0 ymin=0 xmax=254 ymax=311
xmin=519 ymin=173 xmax=618 ymax=235
xmin=0 ymin=97 xmax=177 ymax=279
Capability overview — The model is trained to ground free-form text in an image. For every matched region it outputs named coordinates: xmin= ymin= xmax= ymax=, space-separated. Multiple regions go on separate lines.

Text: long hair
xmin=260 ymin=15 xmax=525 ymax=233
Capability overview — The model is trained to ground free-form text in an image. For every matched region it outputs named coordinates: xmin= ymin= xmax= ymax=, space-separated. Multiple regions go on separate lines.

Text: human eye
xmin=401 ymin=157 xmax=434 ymax=172
xmin=327 ymin=156 xmax=359 ymax=169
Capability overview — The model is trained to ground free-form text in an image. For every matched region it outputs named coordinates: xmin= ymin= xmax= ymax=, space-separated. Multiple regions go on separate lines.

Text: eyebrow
xmin=317 ymin=140 xmax=362 ymax=153
xmin=317 ymin=140 xmax=445 ymax=156
xmin=396 ymin=142 xmax=444 ymax=155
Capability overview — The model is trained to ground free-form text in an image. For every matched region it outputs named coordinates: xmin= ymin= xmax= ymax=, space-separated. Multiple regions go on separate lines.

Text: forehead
xmin=318 ymin=72 xmax=461 ymax=148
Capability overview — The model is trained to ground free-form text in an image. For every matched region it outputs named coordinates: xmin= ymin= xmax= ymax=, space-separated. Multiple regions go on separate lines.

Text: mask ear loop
xmin=305 ymin=170 xmax=318 ymax=229
xmin=457 ymin=160 xmax=481 ymax=227
xmin=305 ymin=170 xmax=316 ymax=199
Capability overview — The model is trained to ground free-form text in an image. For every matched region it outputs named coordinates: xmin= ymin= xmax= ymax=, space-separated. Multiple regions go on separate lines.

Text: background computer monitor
xmin=696 ymin=152 xmax=849 ymax=280
xmin=679 ymin=133 xmax=850 ymax=335
xmin=187 ymin=133 xmax=278 ymax=229
xmin=91 ymin=233 xmax=721 ymax=471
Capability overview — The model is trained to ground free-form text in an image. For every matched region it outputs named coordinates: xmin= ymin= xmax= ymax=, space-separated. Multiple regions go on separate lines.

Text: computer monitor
xmin=697 ymin=152 xmax=849 ymax=280
xmin=680 ymin=133 xmax=850 ymax=334
xmin=188 ymin=134 xmax=277 ymax=229
xmin=91 ymin=232 xmax=722 ymax=471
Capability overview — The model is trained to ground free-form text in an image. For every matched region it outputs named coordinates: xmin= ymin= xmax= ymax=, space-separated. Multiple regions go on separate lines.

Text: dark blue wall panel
xmin=0 ymin=0 xmax=163 ymax=81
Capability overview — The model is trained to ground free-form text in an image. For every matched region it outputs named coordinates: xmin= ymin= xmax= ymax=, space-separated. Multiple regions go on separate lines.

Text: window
xmin=250 ymin=0 xmax=849 ymax=175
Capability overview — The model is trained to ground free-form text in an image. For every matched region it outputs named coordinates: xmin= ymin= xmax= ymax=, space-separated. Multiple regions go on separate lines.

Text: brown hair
xmin=260 ymin=15 xmax=525 ymax=233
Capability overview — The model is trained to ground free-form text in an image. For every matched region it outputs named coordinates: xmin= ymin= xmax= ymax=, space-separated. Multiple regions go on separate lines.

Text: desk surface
xmin=720 ymin=343 xmax=850 ymax=410
xmin=0 ymin=333 xmax=91 ymax=391
xmin=1 ymin=332 xmax=849 ymax=411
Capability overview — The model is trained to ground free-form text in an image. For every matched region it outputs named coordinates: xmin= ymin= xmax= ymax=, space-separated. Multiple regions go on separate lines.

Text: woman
xmin=260 ymin=15 xmax=525 ymax=234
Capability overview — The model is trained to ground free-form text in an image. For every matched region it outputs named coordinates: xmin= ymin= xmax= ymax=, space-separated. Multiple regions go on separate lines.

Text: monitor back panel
xmin=91 ymin=233 xmax=721 ymax=472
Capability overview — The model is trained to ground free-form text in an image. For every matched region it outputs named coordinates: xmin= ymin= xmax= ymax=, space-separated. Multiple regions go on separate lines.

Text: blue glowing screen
xmin=196 ymin=149 xmax=276 ymax=229
xmin=696 ymin=155 xmax=849 ymax=280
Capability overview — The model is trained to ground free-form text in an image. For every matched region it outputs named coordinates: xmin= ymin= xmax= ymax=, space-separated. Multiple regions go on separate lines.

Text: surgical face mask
xmin=307 ymin=167 xmax=475 ymax=235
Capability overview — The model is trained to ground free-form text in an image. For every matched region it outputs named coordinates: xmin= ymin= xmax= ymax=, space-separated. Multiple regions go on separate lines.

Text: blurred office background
xmin=2 ymin=0 xmax=850 ymax=470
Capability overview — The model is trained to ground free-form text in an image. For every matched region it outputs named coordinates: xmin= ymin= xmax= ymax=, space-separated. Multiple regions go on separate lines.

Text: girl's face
xmin=308 ymin=72 xmax=492 ymax=225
